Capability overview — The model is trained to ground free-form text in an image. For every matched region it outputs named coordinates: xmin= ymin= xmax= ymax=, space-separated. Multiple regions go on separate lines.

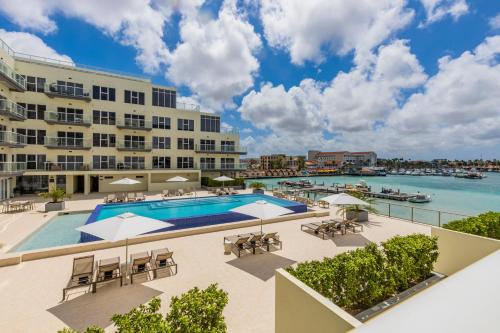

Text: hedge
xmin=59 ymin=283 xmax=228 ymax=333
xmin=443 ymin=211 xmax=500 ymax=240
xmin=286 ymin=234 xmax=438 ymax=313
xmin=201 ymin=177 xmax=245 ymax=188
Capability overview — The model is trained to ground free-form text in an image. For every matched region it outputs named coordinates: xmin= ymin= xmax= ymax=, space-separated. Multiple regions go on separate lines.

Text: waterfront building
xmin=260 ymin=154 xmax=305 ymax=171
xmin=0 ymin=38 xmax=246 ymax=197
xmin=308 ymin=150 xmax=377 ymax=168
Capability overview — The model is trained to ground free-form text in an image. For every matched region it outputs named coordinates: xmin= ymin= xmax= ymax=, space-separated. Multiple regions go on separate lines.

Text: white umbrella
xmin=166 ymin=176 xmax=189 ymax=182
xmin=214 ymin=175 xmax=234 ymax=190
xmin=76 ymin=212 xmax=174 ymax=284
xmin=230 ymin=200 xmax=293 ymax=233
xmin=110 ymin=177 xmax=141 ymax=185
xmin=321 ymin=193 xmax=369 ymax=219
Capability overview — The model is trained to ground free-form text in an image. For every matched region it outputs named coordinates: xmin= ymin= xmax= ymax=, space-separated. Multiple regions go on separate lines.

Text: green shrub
xmin=249 ymin=182 xmax=265 ymax=189
xmin=287 ymin=234 xmax=438 ymax=313
xmin=58 ymin=326 xmax=104 ymax=333
xmin=444 ymin=211 xmax=500 ymax=240
xmin=201 ymin=177 xmax=245 ymax=188
xmin=112 ymin=297 xmax=170 ymax=333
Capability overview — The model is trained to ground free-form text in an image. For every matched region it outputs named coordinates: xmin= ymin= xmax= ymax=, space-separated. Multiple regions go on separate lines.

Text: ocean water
xmin=246 ymin=173 xmax=500 ymax=217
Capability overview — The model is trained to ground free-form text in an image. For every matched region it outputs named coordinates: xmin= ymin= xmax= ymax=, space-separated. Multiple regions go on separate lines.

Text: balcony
xmin=0 ymin=98 xmax=26 ymax=121
xmin=44 ymin=111 xmax=91 ymax=127
xmin=176 ymin=102 xmax=200 ymax=112
xmin=44 ymin=83 xmax=91 ymax=101
xmin=195 ymin=144 xmax=247 ymax=155
xmin=0 ymin=162 xmax=26 ymax=175
xmin=116 ymin=141 xmax=152 ymax=152
xmin=200 ymin=163 xmax=246 ymax=171
xmin=116 ymin=118 xmax=152 ymax=131
xmin=42 ymin=162 xmax=90 ymax=171
xmin=0 ymin=58 xmax=26 ymax=91
xmin=44 ymin=137 xmax=91 ymax=150
xmin=0 ymin=131 xmax=26 ymax=147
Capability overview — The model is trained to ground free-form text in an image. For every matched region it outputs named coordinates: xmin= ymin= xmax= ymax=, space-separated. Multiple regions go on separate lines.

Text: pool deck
xmin=0 ymin=190 xmax=430 ymax=332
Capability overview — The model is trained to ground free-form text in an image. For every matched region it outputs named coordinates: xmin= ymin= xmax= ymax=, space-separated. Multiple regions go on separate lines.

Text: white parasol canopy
xmin=110 ymin=177 xmax=141 ymax=185
xmin=321 ymin=193 xmax=370 ymax=206
xmin=166 ymin=176 xmax=189 ymax=182
xmin=230 ymin=200 xmax=293 ymax=233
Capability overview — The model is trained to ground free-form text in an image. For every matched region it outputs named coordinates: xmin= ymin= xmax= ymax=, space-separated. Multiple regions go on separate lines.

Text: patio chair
xmin=136 ymin=192 xmax=146 ymax=201
xmin=229 ymin=187 xmax=238 ymax=194
xmin=343 ymin=219 xmax=364 ymax=233
xmin=261 ymin=232 xmax=282 ymax=251
xmin=127 ymin=192 xmax=136 ymax=202
xmin=223 ymin=235 xmax=251 ymax=257
xmin=162 ymin=189 xmax=169 ymax=198
xmin=322 ymin=219 xmax=345 ymax=236
xmin=95 ymin=256 xmax=122 ymax=291
xmin=62 ymin=255 xmax=95 ymax=300
xmin=301 ymin=222 xmax=331 ymax=239
xmin=1 ymin=200 xmax=10 ymax=213
xmin=116 ymin=193 xmax=126 ymax=203
xmin=104 ymin=194 xmax=116 ymax=203
xmin=318 ymin=200 xmax=330 ymax=208
xmin=177 ymin=189 xmax=184 ymax=196
xmin=129 ymin=252 xmax=152 ymax=284
xmin=151 ymin=248 xmax=177 ymax=278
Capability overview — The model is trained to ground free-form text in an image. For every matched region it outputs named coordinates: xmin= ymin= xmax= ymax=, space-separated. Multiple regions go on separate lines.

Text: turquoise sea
xmin=245 ymin=173 xmax=500 ymax=222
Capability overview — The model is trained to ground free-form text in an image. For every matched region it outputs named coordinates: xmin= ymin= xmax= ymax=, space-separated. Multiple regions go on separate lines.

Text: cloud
xmin=0 ymin=29 xmax=73 ymax=63
xmin=259 ymin=0 xmax=414 ymax=65
xmin=489 ymin=14 xmax=500 ymax=30
xmin=167 ymin=0 xmax=261 ymax=111
xmin=419 ymin=0 xmax=468 ymax=25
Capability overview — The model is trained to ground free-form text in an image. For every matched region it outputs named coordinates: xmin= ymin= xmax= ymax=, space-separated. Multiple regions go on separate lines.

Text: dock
xmin=286 ymin=185 xmax=416 ymax=202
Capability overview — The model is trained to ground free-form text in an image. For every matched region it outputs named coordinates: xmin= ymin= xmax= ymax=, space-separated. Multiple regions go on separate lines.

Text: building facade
xmin=308 ymin=150 xmax=377 ymax=168
xmin=0 ymin=39 xmax=245 ymax=198
xmin=260 ymin=154 xmax=304 ymax=171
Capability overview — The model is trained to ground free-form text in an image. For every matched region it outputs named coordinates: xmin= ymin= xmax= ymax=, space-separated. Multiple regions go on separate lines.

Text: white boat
xmin=409 ymin=193 xmax=432 ymax=203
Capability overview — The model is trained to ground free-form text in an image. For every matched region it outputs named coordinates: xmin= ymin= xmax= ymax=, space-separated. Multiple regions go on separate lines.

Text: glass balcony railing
xmin=44 ymin=137 xmax=91 ymax=149
xmin=0 ymin=58 xmax=26 ymax=91
xmin=44 ymin=83 xmax=91 ymax=101
xmin=43 ymin=162 xmax=90 ymax=171
xmin=116 ymin=161 xmax=147 ymax=170
xmin=116 ymin=141 xmax=152 ymax=151
xmin=0 ymin=162 xmax=26 ymax=174
xmin=176 ymin=102 xmax=200 ymax=112
xmin=200 ymin=163 xmax=245 ymax=171
xmin=0 ymin=131 xmax=26 ymax=146
xmin=0 ymin=98 xmax=26 ymax=120
xmin=44 ymin=111 xmax=91 ymax=126
xmin=116 ymin=118 xmax=152 ymax=130
xmin=195 ymin=144 xmax=247 ymax=154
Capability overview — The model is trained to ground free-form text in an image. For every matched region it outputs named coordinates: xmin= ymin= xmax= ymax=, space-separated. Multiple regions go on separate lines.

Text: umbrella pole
xmin=260 ymin=218 xmax=263 ymax=234
xmin=125 ymin=238 xmax=129 ymax=285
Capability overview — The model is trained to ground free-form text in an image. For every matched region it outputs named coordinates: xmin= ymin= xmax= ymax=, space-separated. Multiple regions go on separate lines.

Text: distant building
xmin=260 ymin=154 xmax=305 ymax=171
xmin=308 ymin=150 xmax=377 ymax=168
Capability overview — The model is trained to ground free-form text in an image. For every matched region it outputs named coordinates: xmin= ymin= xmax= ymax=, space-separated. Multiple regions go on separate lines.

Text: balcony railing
xmin=116 ymin=141 xmax=152 ymax=151
xmin=176 ymin=102 xmax=200 ymax=112
xmin=44 ymin=111 xmax=91 ymax=126
xmin=42 ymin=162 xmax=90 ymax=171
xmin=195 ymin=144 xmax=247 ymax=154
xmin=0 ymin=58 xmax=26 ymax=91
xmin=44 ymin=137 xmax=91 ymax=150
xmin=200 ymin=163 xmax=246 ymax=171
xmin=116 ymin=118 xmax=152 ymax=131
xmin=0 ymin=162 xmax=26 ymax=174
xmin=0 ymin=131 xmax=26 ymax=146
xmin=44 ymin=83 xmax=91 ymax=101
xmin=0 ymin=98 xmax=26 ymax=120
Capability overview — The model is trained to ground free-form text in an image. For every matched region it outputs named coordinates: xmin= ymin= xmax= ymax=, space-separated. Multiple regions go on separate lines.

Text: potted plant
xmin=39 ymin=187 xmax=70 ymax=212
xmin=338 ymin=191 xmax=378 ymax=222
xmin=249 ymin=182 xmax=266 ymax=194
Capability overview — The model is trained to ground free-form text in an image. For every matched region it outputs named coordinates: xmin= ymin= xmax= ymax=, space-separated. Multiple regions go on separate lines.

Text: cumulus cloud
xmin=489 ymin=14 xmax=500 ymax=30
xmin=259 ymin=0 xmax=414 ymax=65
xmin=419 ymin=0 xmax=468 ymax=25
xmin=0 ymin=29 xmax=73 ymax=63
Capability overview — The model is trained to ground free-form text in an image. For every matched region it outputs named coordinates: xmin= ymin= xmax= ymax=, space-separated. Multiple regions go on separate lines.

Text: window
xmin=57 ymin=107 xmax=84 ymax=123
xmin=177 ymin=119 xmax=194 ymax=131
xmin=17 ymin=103 xmax=45 ymax=120
xmin=92 ymin=155 xmax=116 ymax=169
xmin=92 ymin=85 xmax=116 ymax=101
xmin=153 ymin=156 xmax=171 ymax=169
xmin=16 ymin=129 xmax=45 ymax=145
xmin=93 ymin=133 xmax=116 ymax=147
xmin=57 ymin=155 xmax=84 ymax=170
xmin=152 ymin=88 xmax=176 ymax=107
xmin=123 ymin=156 xmax=145 ymax=169
xmin=177 ymin=157 xmax=194 ymax=169
xmin=152 ymin=137 xmax=171 ymax=149
xmin=57 ymin=131 xmax=84 ymax=147
xmin=124 ymin=90 xmax=145 ymax=105
xmin=221 ymin=158 xmax=235 ymax=170
xmin=200 ymin=157 xmax=215 ymax=170
xmin=24 ymin=76 xmax=46 ymax=93
xmin=200 ymin=115 xmax=220 ymax=132
xmin=177 ymin=138 xmax=194 ymax=150
xmin=124 ymin=135 xmax=145 ymax=149
xmin=92 ymin=110 xmax=116 ymax=125
xmin=221 ymin=140 xmax=236 ymax=152
xmin=152 ymin=116 xmax=171 ymax=129
xmin=16 ymin=154 xmax=46 ymax=170
xmin=200 ymin=139 xmax=215 ymax=151
xmin=124 ymin=114 xmax=145 ymax=127
xmin=52 ymin=81 xmax=85 ymax=97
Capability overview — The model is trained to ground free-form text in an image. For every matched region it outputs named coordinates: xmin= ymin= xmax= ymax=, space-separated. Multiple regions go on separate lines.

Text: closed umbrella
xmin=76 ymin=212 xmax=174 ymax=284
xmin=230 ymin=200 xmax=293 ymax=233
xmin=214 ymin=175 xmax=234 ymax=190
xmin=320 ymin=193 xmax=369 ymax=219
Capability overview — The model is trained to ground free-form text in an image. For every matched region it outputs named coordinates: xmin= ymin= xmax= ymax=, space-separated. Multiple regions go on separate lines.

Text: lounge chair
xmin=62 ymin=255 xmax=95 ymax=300
xmin=321 ymin=219 xmax=345 ymax=236
xmin=229 ymin=187 xmax=238 ymax=194
xmin=223 ymin=235 xmax=251 ymax=257
xmin=261 ymin=232 xmax=282 ymax=251
xmin=343 ymin=219 xmax=364 ymax=233
xmin=95 ymin=256 xmax=122 ymax=291
xmin=177 ymin=189 xmax=184 ymax=196
xmin=136 ymin=192 xmax=146 ymax=201
xmin=318 ymin=200 xmax=330 ymax=208
xmin=151 ymin=248 xmax=177 ymax=278
xmin=162 ymin=189 xmax=169 ymax=198
xmin=130 ymin=252 xmax=152 ymax=284
xmin=127 ymin=192 xmax=136 ymax=202
xmin=116 ymin=193 xmax=126 ymax=202
xmin=301 ymin=222 xmax=331 ymax=239
xmin=104 ymin=194 xmax=116 ymax=203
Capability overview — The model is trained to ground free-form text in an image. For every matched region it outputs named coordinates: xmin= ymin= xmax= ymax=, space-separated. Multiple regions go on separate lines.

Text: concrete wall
xmin=275 ymin=269 xmax=362 ymax=333
xmin=432 ymin=227 xmax=500 ymax=276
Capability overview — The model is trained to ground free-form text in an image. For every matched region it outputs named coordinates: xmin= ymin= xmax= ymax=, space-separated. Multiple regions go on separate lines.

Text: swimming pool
xmin=12 ymin=194 xmax=306 ymax=251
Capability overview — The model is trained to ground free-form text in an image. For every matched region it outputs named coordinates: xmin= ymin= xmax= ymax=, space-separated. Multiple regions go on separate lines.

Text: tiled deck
xmin=0 ymin=191 xmax=430 ymax=332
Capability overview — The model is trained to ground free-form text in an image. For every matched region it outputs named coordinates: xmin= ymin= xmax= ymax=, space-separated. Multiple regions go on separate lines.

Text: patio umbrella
xmin=213 ymin=175 xmax=234 ymax=189
xmin=166 ymin=176 xmax=194 ymax=197
xmin=76 ymin=212 xmax=174 ymax=284
xmin=320 ymin=193 xmax=369 ymax=219
xmin=230 ymin=200 xmax=293 ymax=234
xmin=110 ymin=177 xmax=141 ymax=185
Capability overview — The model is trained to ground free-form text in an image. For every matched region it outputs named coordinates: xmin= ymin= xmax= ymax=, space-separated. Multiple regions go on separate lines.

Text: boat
xmin=409 ymin=193 xmax=432 ymax=203
xmin=455 ymin=172 xmax=484 ymax=179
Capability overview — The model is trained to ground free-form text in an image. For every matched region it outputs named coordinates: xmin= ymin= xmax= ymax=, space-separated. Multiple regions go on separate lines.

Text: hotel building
xmin=0 ymin=38 xmax=245 ymax=199
xmin=308 ymin=150 xmax=377 ymax=168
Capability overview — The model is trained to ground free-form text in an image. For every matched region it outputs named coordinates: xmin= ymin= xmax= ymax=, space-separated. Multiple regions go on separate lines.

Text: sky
xmin=0 ymin=0 xmax=499 ymax=160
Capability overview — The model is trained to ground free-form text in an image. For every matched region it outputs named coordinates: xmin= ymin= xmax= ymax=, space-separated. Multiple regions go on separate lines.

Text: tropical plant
xmin=201 ymin=177 xmax=245 ymax=187
xmin=39 ymin=187 xmax=70 ymax=203
xmin=444 ymin=211 xmax=500 ymax=240
xmin=249 ymin=182 xmax=265 ymax=189
xmin=112 ymin=297 xmax=170 ymax=333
